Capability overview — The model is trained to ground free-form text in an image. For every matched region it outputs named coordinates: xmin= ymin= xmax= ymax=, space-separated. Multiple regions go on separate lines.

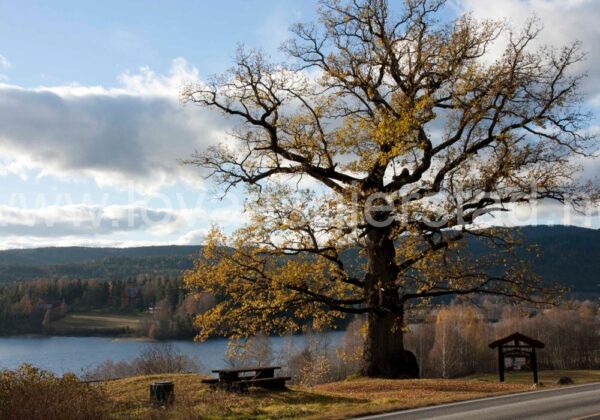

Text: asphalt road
xmin=358 ymin=382 xmax=600 ymax=420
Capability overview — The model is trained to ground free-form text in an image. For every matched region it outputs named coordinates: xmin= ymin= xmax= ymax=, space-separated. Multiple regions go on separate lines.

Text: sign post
xmin=489 ymin=332 xmax=544 ymax=384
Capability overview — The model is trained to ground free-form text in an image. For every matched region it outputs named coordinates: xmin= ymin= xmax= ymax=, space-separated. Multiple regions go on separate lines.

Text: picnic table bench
xmin=201 ymin=366 xmax=290 ymax=391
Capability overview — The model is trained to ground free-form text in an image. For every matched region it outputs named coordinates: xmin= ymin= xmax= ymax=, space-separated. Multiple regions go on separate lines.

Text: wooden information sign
xmin=489 ymin=332 xmax=544 ymax=383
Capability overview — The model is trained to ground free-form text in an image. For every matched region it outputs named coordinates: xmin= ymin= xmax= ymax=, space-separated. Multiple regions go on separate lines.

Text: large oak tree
xmin=183 ymin=0 xmax=597 ymax=378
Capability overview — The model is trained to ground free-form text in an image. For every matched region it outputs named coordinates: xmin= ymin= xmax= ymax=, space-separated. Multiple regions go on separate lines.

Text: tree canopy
xmin=183 ymin=0 xmax=597 ymax=376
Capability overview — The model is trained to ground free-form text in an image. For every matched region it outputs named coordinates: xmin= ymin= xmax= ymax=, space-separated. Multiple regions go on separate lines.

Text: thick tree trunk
xmin=363 ymin=310 xmax=419 ymax=378
xmin=361 ymin=228 xmax=420 ymax=378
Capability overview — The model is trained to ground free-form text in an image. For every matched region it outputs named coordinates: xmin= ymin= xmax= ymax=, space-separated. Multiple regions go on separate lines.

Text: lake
xmin=0 ymin=331 xmax=346 ymax=376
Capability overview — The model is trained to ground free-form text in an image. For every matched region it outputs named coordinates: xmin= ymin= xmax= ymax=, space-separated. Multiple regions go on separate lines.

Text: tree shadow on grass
xmin=246 ymin=387 xmax=368 ymax=405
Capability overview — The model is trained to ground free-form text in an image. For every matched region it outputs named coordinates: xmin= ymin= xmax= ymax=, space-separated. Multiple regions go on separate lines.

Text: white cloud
xmin=0 ymin=54 xmax=10 ymax=69
xmin=0 ymin=204 xmax=188 ymax=237
xmin=457 ymin=0 xmax=600 ymax=101
xmin=176 ymin=228 xmax=209 ymax=245
xmin=479 ymin=199 xmax=600 ymax=229
xmin=0 ymin=54 xmax=10 ymax=81
xmin=0 ymin=191 xmax=246 ymax=246
xmin=118 ymin=57 xmax=199 ymax=97
xmin=0 ymin=236 xmax=169 ymax=250
xmin=0 ymin=58 xmax=231 ymax=191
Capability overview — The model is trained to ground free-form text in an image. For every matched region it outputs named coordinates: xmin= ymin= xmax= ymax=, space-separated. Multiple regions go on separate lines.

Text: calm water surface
xmin=0 ymin=331 xmax=345 ymax=375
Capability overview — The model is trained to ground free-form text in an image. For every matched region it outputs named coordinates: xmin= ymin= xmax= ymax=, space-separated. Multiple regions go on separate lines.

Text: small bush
xmin=82 ymin=359 xmax=136 ymax=381
xmin=134 ymin=342 xmax=200 ymax=375
xmin=556 ymin=376 xmax=574 ymax=385
xmin=0 ymin=364 xmax=110 ymax=420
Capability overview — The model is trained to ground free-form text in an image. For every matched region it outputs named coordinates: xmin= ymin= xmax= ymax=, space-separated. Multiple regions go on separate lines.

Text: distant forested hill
xmin=510 ymin=226 xmax=600 ymax=297
xmin=0 ymin=225 xmax=598 ymax=296
xmin=0 ymin=245 xmax=201 ymax=266
xmin=0 ymin=246 xmax=201 ymax=282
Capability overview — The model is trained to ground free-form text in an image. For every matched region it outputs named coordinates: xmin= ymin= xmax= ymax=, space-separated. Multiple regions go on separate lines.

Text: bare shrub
xmin=276 ymin=322 xmax=369 ymax=385
xmin=286 ymin=332 xmax=336 ymax=386
xmin=334 ymin=318 xmax=366 ymax=378
xmin=81 ymin=360 xmax=136 ymax=381
xmin=288 ymin=348 xmax=332 ymax=386
xmin=134 ymin=343 xmax=200 ymax=374
xmin=0 ymin=364 xmax=110 ymax=420
xmin=225 ymin=333 xmax=273 ymax=368
xmin=83 ymin=343 xmax=201 ymax=380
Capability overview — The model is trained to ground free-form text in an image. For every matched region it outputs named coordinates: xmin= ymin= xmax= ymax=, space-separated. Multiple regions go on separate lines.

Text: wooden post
xmin=532 ymin=349 xmax=538 ymax=384
xmin=498 ymin=347 xmax=505 ymax=382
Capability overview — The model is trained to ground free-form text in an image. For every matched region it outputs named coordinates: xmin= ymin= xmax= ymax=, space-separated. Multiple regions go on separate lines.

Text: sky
xmin=0 ymin=0 xmax=598 ymax=249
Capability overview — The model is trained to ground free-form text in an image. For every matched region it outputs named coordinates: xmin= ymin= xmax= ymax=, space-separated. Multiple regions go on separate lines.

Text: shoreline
xmin=110 ymin=337 xmax=156 ymax=342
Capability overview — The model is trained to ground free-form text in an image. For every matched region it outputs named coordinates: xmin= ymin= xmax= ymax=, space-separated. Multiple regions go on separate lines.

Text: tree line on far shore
xmin=0 ymin=276 xmax=214 ymax=338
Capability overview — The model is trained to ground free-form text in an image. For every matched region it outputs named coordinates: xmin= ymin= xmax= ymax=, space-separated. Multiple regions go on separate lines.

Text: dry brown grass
xmin=468 ymin=370 xmax=600 ymax=385
xmin=104 ymin=373 xmax=532 ymax=419
xmin=312 ymin=378 xmax=533 ymax=418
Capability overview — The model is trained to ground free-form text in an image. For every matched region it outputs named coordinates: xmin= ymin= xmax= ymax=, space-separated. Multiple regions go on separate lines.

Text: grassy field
xmin=104 ymin=374 xmax=534 ymax=419
xmin=51 ymin=311 xmax=146 ymax=334
xmin=103 ymin=370 xmax=600 ymax=419
xmin=469 ymin=369 xmax=600 ymax=385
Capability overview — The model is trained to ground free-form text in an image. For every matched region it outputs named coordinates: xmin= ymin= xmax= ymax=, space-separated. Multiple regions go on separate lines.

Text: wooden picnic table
xmin=203 ymin=366 xmax=290 ymax=391
xmin=213 ymin=366 xmax=281 ymax=380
